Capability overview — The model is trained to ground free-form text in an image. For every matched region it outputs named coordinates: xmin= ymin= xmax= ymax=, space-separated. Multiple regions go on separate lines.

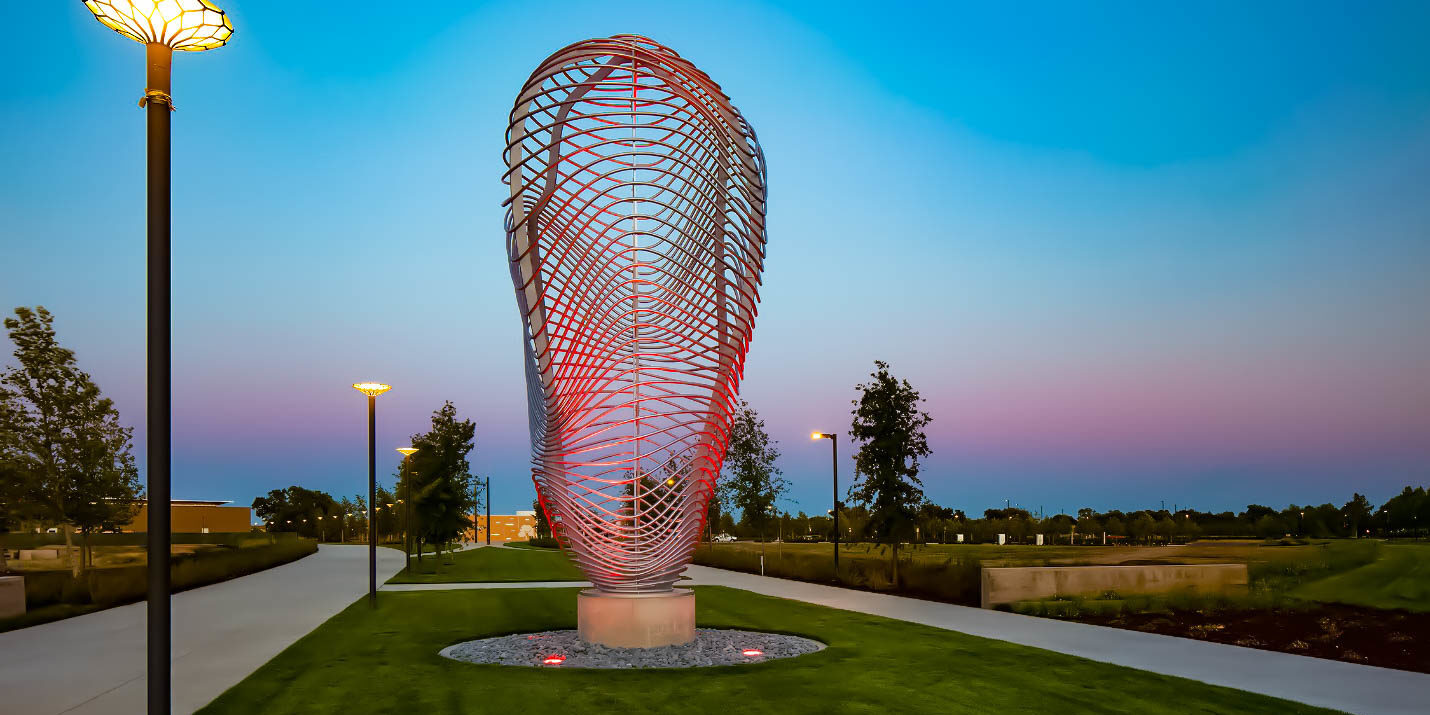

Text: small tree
xmin=719 ymin=401 xmax=785 ymax=558
xmin=847 ymin=360 xmax=931 ymax=586
xmin=1343 ymin=493 xmax=1373 ymax=538
xmin=407 ymin=401 xmax=478 ymax=564
xmin=532 ymin=497 xmax=552 ymax=539
xmin=3 ymin=307 xmax=142 ymax=575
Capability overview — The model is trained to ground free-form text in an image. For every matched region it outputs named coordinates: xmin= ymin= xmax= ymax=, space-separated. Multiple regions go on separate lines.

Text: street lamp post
xmin=353 ymin=383 xmax=391 ymax=606
xmin=811 ymin=432 xmax=839 ymax=571
xmin=486 ymin=474 xmax=492 ymax=546
xmin=81 ymin=5 xmax=233 ymax=714
xmin=396 ymin=448 xmax=418 ymax=572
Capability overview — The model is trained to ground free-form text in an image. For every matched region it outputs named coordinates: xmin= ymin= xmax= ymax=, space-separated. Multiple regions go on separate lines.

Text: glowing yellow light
xmin=811 ymin=432 xmax=823 ymax=440
xmin=84 ymin=0 xmax=234 ymax=51
xmin=396 ymin=447 xmax=419 ymax=457
xmin=665 ymin=478 xmax=676 ymax=486
xmin=353 ymin=382 xmax=392 ymax=397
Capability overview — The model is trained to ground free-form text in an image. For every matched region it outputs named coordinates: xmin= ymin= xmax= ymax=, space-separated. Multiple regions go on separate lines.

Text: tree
xmin=405 ymin=401 xmax=478 ymax=564
xmin=0 ymin=386 xmax=29 ymax=573
xmin=1343 ymin=493 xmax=1373 ymax=538
xmin=847 ymin=360 xmax=931 ymax=586
xmin=252 ymin=486 xmax=336 ymax=539
xmin=718 ymin=401 xmax=786 ymax=563
xmin=2 ymin=307 xmax=142 ymax=575
xmin=532 ymin=497 xmax=552 ymax=539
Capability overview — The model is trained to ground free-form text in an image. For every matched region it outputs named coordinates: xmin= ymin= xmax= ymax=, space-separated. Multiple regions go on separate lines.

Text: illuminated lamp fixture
xmin=741 ymin=649 xmax=763 ymax=657
xmin=542 ymin=655 xmax=567 ymax=666
xmin=811 ymin=431 xmax=840 ymax=569
xmin=81 ymin=4 xmax=233 ymax=713
xmin=353 ymin=381 xmax=392 ymax=607
xmin=504 ymin=35 xmax=768 ymax=648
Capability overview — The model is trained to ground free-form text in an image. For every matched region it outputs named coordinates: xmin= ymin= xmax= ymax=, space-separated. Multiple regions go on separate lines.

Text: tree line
xmin=252 ymin=401 xmax=481 ymax=563
xmin=707 ymin=360 xmax=1427 ymax=580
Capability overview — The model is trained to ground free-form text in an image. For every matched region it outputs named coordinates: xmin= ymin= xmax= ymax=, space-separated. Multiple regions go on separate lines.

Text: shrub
xmin=23 ymin=538 xmax=317 ymax=608
xmin=525 ymin=537 xmax=561 ymax=549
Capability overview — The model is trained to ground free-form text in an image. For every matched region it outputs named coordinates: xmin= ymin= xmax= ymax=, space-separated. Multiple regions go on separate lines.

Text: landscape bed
xmin=1064 ymin=602 xmax=1428 ymax=674
xmin=199 ymin=585 xmax=1336 ymax=714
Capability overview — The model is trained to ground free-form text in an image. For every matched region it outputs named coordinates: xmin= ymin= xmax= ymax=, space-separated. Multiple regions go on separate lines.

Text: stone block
xmin=981 ymin=563 xmax=1248 ymax=608
xmin=578 ymin=588 xmax=695 ymax=648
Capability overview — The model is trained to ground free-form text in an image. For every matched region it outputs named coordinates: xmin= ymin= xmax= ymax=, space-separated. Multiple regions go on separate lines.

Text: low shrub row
xmin=692 ymin=543 xmax=984 ymax=605
xmin=1 ymin=531 xmax=299 ymax=549
xmin=22 ymin=538 xmax=317 ymax=608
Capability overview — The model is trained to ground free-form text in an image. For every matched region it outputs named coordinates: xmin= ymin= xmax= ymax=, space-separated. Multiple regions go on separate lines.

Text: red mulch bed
xmin=1071 ymin=604 xmax=1429 ymax=673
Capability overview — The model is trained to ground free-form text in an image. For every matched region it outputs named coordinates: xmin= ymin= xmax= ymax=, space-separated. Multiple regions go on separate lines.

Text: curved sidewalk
xmin=681 ymin=565 xmax=1426 ymax=715
xmin=0 ymin=544 xmax=404 ymax=715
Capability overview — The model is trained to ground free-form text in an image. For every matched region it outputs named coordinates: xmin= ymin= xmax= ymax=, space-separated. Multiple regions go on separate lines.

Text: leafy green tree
xmin=847 ymin=361 xmax=931 ymax=585
xmin=405 ymin=401 xmax=478 ymax=563
xmin=1255 ymin=514 xmax=1286 ymax=539
xmin=0 ymin=386 xmax=29 ymax=573
xmin=1343 ymin=493 xmax=1373 ymax=538
xmin=2 ymin=307 xmax=141 ymax=575
xmin=717 ymin=511 xmax=736 ymax=537
xmin=532 ymin=497 xmax=552 ymax=539
xmin=252 ymin=486 xmax=336 ymax=538
xmin=718 ymin=401 xmax=786 ymax=542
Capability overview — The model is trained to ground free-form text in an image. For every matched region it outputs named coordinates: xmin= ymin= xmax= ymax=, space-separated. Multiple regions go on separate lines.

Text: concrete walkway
xmin=680 ymin=565 xmax=1428 ymax=715
xmin=0 ymin=544 xmax=404 ymax=715
xmin=391 ymin=564 xmax=1426 ymax=714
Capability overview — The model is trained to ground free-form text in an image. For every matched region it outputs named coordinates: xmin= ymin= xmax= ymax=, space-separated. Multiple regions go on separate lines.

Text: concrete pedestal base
xmin=577 ymin=588 xmax=695 ymax=648
xmin=0 ymin=575 xmax=25 ymax=619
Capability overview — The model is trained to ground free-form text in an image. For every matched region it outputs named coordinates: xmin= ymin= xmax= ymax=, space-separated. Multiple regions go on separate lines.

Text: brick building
xmin=123 ymin=499 xmax=252 ymax=533
xmin=467 ymin=510 xmax=538 ymax=543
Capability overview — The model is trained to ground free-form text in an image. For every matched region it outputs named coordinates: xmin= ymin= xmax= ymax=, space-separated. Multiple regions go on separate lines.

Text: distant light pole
xmin=80 ymin=5 xmax=233 ymax=713
xmin=811 ymin=432 xmax=839 ymax=571
xmin=396 ymin=447 xmax=418 ymax=570
xmin=486 ymin=475 xmax=492 ymax=545
xmin=353 ymin=382 xmax=391 ymax=606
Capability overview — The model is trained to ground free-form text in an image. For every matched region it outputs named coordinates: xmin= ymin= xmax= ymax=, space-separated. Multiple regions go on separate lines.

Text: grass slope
xmin=1293 ymin=543 xmax=1430 ymax=612
xmin=200 ymin=586 xmax=1337 ymax=715
xmin=387 ymin=545 xmax=584 ymax=584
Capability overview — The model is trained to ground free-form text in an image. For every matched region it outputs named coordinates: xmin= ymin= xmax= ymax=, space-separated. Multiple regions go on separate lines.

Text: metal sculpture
xmin=504 ymin=35 xmax=767 ymax=597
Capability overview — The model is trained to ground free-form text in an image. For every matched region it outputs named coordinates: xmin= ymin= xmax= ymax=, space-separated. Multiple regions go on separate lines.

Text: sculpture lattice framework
xmin=504 ymin=35 xmax=767 ymax=593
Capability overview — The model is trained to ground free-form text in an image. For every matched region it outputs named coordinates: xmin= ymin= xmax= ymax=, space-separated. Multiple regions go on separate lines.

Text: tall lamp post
xmin=485 ymin=474 xmax=492 ymax=545
xmin=353 ymin=382 xmax=391 ymax=606
xmin=81 ymin=4 xmax=232 ymax=714
xmin=811 ymin=432 xmax=839 ymax=571
xmin=396 ymin=447 xmax=418 ymax=571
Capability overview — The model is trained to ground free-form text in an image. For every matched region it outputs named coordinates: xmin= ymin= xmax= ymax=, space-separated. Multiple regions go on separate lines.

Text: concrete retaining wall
xmin=981 ymin=563 xmax=1248 ymax=608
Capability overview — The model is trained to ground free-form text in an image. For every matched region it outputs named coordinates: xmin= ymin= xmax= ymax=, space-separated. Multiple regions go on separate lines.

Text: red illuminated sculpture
xmin=504 ymin=35 xmax=767 ymax=645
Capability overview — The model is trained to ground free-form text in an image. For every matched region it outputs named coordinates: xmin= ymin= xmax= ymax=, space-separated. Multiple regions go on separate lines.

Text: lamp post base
xmin=577 ymin=588 xmax=695 ymax=648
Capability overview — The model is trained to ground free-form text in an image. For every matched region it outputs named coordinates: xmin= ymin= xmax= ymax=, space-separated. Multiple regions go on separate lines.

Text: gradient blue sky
xmin=2 ymin=1 xmax=1427 ymax=518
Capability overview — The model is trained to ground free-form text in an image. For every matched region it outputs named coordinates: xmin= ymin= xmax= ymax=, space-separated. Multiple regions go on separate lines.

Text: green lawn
xmin=387 ymin=545 xmax=584 ymax=584
xmin=1292 ymin=543 xmax=1430 ymax=611
xmin=200 ymin=586 xmax=1336 ymax=714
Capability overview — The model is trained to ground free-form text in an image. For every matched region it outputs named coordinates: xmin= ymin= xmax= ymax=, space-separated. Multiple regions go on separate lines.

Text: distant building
xmin=468 ymin=510 xmax=538 ymax=543
xmin=123 ymin=499 xmax=252 ymax=534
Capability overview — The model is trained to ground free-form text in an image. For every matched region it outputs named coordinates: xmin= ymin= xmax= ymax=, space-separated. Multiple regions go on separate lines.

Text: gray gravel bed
xmin=440 ymin=629 xmax=824 ymax=669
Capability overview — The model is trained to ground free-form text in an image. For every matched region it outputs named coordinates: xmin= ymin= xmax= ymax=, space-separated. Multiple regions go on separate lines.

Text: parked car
xmin=712 ymin=533 xmax=737 ymax=543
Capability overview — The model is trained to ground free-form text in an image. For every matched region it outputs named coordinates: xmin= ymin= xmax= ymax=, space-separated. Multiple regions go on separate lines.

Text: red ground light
xmin=741 ymin=649 xmax=763 ymax=657
xmin=542 ymin=655 xmax=566 ymax=665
